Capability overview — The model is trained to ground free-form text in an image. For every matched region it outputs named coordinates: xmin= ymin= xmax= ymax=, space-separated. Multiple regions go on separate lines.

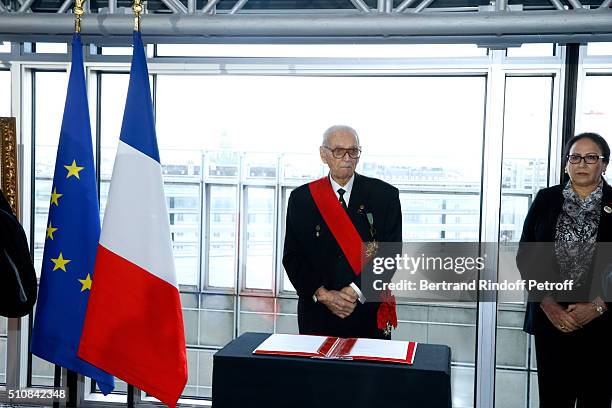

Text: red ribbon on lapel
xmin=309 ymin=177 xmax=364 ymax=276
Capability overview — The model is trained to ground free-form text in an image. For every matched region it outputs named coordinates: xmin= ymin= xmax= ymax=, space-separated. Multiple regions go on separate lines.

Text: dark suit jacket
xmin=282 ymin=173 xmax=402 ymax=339
xmin=517 ymin=182 xmax=612 ymax=335
xmin=0 ymin=190 xmax=37 ymax=317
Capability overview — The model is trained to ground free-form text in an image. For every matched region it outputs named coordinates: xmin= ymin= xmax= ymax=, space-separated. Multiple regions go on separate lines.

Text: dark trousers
xmin=534 ymin=312 xmax=611 ymax=408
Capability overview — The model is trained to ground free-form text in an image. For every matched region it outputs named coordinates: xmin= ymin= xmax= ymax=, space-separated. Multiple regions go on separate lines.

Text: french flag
xmin=78 ymin=32 xmax=187 ymax=408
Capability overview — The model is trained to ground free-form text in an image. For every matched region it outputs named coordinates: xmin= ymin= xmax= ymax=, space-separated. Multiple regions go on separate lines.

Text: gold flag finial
xmin=74 ymin=0 xmax=85 ymax=33
xmin=133 ymin=0 xmax=143 ymax=32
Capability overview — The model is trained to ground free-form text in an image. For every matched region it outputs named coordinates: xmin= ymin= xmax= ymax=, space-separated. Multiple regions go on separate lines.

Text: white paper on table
xmin=347 ymin=338 xmax=412 ymax=361
xmin=253 ymin=333 xmax=417 ymax=363
xmin=254 ymin=333 xmax=328 ymax=356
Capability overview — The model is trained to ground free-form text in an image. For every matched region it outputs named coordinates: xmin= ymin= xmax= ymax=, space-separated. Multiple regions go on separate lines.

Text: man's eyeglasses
xmin=567 ymin=154 xmax=605 ymax=164
xmin=323 ymin=146 xmax=361 ymax=159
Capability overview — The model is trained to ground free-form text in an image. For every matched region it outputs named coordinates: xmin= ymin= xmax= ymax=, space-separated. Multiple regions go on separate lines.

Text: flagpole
xmin=74 ymin=0 xmax=84 ymax=33
xmin=66 ymin=3 xmax=87 ymax=408
xmin=133 ymin=0 xmax=142 ymax=32
xmin=53 ymin=365 xmax=61 ymax=408
xmin=124 ymin=4 xmax=142 ymax=405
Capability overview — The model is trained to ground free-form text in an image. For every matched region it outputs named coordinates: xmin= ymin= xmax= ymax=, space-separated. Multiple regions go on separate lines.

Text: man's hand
xmin=316 ymin=287 xmax=356 ymax=319
xmin=540 ymin=296 xmax=581 ymax=333
xmin=567 ymin=302 xmax=601 ymax=327
xmin=340 ymin=286 xmax=359 ymax=303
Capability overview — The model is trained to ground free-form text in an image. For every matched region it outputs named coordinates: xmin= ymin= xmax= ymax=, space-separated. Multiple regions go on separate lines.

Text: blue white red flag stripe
xmin=78 ymin=31 xmax=187 ymax=408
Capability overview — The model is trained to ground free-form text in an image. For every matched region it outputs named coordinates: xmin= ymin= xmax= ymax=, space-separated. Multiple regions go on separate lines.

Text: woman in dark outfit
xmin=517 ymin=132 xmax=611 ymax=408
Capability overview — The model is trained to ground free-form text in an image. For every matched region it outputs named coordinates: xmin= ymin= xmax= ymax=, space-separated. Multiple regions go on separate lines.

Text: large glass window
xmin=154 ymin=73 xmax=487 ymax=405
xmin=32 ymin=43 xmax=68 ymax=54
xmin=207 ymin=185 xmax=238 ymax=288
xmin=586 ymin=42 xmax=612 ymax=57
xmin=156 ymin=43 xmax=487 ymax=58
xmin=577 ymin=74 xmax=612 ymax=184
xmin=31 ymin=70 xmax=68 ymax=386
xmin=243 ymin=186 xmax=275 ymax=290
xmin=495 ymin=76 xmax=554 ymax=408
xmin=1 ymin=42 xmax=587 ymax=407
xmin=166 ymin=182 xmax=201 ymax=287
xmin=0 ymin=70 xmax=10 ymax=116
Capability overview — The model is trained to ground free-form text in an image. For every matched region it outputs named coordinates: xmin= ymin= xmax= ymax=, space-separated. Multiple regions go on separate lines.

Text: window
xmin=153 ymin=73 xmax=486 ymax=405
xmin=207 ymin=185 xmax=238 ymax=289
xmin=506 ymin=43 xmax=555 ymax=58
xmin=156 ymin=43 xmax=487 ymax=58
xmin=400 ymin=193 xmax=480 ymax=241
xmin=577 ymin=74 xmax=612 ymax=183
xmin=0 ymin=70 xmax=9 ymax=116
xmin=4 ymin=43 xmax=585 ymax=406
xmin=244 ymin=187 xmax=275 ymax=290
xmin=495 ymin=76 xmax=554 ymax=408
xmin=32 ymin=71 xmax=68 ymax=273
xmin=31 ymin=70 xmax=68 ymax=386
xmin=586 ymin=42 xmax=612 ymax=56
xmin=166 ymin=183 xmax=201 ymax=287
xmin=33 ymin=43 xmax=68 ymax=54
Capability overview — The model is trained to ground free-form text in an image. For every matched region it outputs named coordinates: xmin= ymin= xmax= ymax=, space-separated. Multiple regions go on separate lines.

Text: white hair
xmin=322 ymin=125 xmax=360 ymax=147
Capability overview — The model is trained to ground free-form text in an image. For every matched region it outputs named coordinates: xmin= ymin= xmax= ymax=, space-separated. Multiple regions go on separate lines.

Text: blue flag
xmin=31 ymin=33 xmax=114 ymax=395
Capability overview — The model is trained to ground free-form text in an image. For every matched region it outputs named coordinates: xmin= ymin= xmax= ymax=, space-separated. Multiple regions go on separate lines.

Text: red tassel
xmin=377 ymin=289 xmax=397 ymax=330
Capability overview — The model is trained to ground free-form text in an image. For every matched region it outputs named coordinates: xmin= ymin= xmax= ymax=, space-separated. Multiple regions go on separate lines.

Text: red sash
xmin=309 ymin=177 xmax=364 ymax=276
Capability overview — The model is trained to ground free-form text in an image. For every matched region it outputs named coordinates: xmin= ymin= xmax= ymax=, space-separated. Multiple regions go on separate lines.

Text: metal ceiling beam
xmin=0 ymin=10 xmax=611 ymax=44
xmin=414 ymin=0 xmax=435 ymax=12
xmin=202 ymin=0 xmax=220 ymax=12
xmin=159 ymin=0 xmax=188 ymax=13
xmin=57 ymin=0 xmax=73 ymax=13
xmin=229 ymin=0 xmax=249 ymax=14
xmin=17 ymin=0 xmax=36 ymax=12
xmin=349 ymin=0 xmax=371 ymax=12
xmin=394 ymin=0 xmax=419 ymax=13
xmin=548 ymin=0 xmax=565 ymax=10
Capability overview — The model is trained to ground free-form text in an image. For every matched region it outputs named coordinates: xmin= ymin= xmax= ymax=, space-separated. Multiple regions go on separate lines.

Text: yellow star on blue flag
xmin=78 ymin=274 xmax=92 ymax=292
xmin=46 ymin=222 xmax=58 ymax=240
xmin=64 ymin=160 xmax=85 ymax=179
xmin=50 ymin=188 xmax=62 ymax=206
xmin=50 ymin=252 xmax=71 ymax=272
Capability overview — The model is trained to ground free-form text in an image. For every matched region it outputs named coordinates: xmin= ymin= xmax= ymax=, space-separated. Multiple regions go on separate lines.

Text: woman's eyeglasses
xmin=567 ymin=154 xmax=605 ymax=164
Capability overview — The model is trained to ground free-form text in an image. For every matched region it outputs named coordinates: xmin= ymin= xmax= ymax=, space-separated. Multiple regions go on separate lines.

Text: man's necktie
xmin=338 ymin=188 xmax=348 ymax=211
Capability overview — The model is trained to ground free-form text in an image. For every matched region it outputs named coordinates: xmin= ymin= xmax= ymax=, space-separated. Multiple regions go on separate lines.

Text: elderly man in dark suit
xmin=282 ymin=125 xmax=402 ymax=339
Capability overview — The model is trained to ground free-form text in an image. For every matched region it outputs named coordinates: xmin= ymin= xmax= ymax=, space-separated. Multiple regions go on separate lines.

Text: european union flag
xmin=31 ymin=33 xmax=114 ymax=395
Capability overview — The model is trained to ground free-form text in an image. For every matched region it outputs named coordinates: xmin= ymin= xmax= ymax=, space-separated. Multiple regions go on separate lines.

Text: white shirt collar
xmin=328 ymin=173 xmax=355 ymax=206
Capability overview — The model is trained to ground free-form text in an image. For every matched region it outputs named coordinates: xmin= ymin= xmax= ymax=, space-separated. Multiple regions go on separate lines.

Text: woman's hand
xmin=567 ymin=303 xmax=600 ymax=327
xmin=540 ymin=297 xmax=581 ymax=333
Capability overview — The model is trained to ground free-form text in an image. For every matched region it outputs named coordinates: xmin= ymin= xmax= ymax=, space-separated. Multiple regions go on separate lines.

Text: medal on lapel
xmin=364 ymin=211 xmax=378 ymax=258
xmin=604 ymin=205 xmax=612 ymax=214
xmin=365 ymin=241 xmax=379 ymax=258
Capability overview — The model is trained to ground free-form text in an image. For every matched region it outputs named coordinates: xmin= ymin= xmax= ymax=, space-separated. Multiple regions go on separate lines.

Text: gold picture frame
xmin=0 ymin=117 xmax=19 ymax=218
